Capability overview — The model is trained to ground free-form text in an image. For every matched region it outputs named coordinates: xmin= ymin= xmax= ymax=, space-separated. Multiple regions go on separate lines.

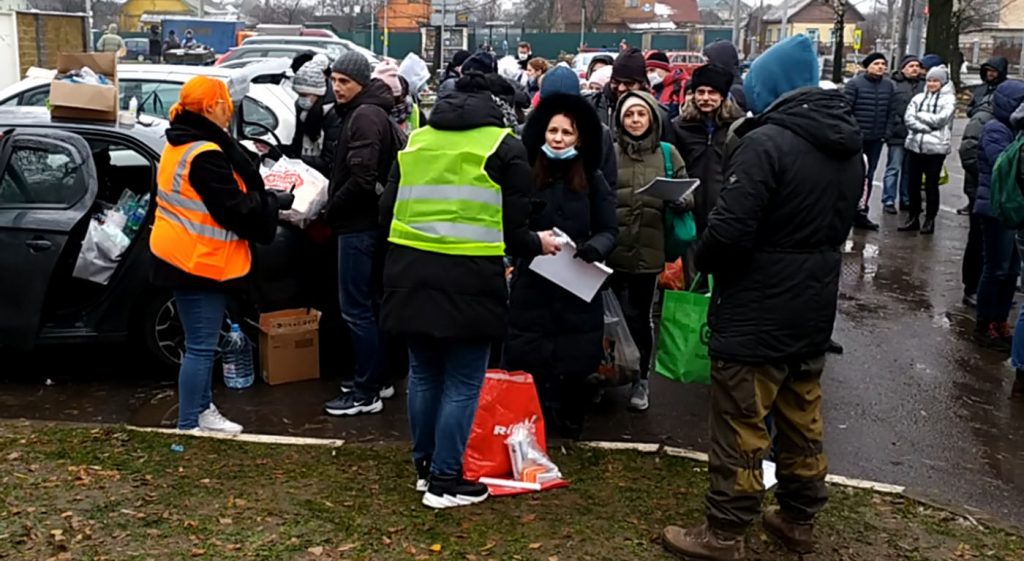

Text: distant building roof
xmin=658 ymin=0 xmax=701 ymax=22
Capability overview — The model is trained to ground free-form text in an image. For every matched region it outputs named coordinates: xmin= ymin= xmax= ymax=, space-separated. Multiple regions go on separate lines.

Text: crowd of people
xmin=146 ymin=31 xmax=1023 ymax=559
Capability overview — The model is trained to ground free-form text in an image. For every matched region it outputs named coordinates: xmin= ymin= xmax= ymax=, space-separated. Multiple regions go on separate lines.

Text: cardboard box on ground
xmin=50 ymin=52 xmax=119 ymax=122
xmin=258 ymin=309 xmax=322 ymax=385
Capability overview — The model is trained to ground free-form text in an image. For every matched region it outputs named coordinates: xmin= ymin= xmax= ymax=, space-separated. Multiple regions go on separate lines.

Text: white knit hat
xmin=619 ymin=94 xmax=650 ymax=120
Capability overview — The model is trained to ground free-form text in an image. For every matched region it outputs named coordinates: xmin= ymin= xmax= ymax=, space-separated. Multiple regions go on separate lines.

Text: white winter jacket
xmin=904 ymin=82 xmax=956 ymax=155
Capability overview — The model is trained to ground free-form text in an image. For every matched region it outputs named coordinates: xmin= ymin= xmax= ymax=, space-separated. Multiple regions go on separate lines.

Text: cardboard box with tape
xmin=258 ymin=308 xmax=321 ymax=385
xmin=50 ymin=52 xmax=119 ymax=122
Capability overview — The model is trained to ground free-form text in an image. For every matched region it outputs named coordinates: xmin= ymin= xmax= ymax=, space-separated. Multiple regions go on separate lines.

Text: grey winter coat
xmin=904 ymin=82 xmax=956 ymax=156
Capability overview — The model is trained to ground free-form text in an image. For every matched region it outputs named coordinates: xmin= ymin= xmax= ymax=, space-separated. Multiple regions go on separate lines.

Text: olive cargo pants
xmin=705 ymin=356 xmax=829 ymax=535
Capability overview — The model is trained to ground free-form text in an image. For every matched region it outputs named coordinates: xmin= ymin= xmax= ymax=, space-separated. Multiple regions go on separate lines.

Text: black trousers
xmin=608 ymin=272 xmax=659 ymax=380
xmin=906 ymin=151 xmax=946 ymax=219
xmin=963 ymin=212 xmax=984 ymax=296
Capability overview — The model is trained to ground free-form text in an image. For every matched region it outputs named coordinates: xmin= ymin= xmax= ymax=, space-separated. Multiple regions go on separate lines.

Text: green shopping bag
xmin=655 ymin=274 xmax=712 ymax=384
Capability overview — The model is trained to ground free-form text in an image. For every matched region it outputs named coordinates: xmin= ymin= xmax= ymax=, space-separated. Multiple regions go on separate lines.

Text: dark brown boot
xmin=762 ymin=507 xmax=815 ymax=554
xmin=662 ymin=523 xmax=745 ymax=560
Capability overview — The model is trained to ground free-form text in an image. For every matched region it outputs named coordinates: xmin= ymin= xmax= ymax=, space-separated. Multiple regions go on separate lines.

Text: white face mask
xmin=297 ymin=97 xmax=315 ymax=111
xmin=518 ymin=52 xmax=529 ymax=61
xmin=648 ymin=72 xmax=663 ymax=87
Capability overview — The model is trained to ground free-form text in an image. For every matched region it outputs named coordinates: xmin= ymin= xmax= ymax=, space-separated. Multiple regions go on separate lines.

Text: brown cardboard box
xmin=258 ymin=308 xmax=322 ymax=385
xmin=50 ymin=52 xmax=119 ymax=122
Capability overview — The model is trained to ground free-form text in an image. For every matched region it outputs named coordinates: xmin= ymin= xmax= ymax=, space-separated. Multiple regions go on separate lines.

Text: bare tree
xmin=523 ymin=0 xmax=557 ymax=32
xmin=831 ymin=0 xmax=849 ymax=83
xmin=584 ymin=0 xmax=609 ymax=33
xmin=252 ymin=0 xmax=317 ymax=25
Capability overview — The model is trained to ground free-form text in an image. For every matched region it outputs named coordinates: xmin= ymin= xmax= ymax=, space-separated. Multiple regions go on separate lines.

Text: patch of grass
xmin=0 ymin=424 xmax=1021 ymax=561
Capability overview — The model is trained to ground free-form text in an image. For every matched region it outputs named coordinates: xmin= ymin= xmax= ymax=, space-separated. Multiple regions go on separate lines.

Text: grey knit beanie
xmin=331 ymin=51 xmax=372 ymax=86
xmin=926 ymin=65 xmax=949 ymax=86
xmin=293 ymin=59 xmax=328 ymax=96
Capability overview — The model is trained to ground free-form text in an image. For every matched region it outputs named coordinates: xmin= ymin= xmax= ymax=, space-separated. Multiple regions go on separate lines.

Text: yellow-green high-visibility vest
xmin=409 ymin=103 xmax=421 ymax=131
xmin=389 ymin=125 xmax=510 ymax=256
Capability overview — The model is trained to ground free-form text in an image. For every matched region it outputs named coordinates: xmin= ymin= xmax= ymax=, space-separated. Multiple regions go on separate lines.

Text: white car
xmin=241 ymin=35 xmax=379 ymax=65
xmin=0 ymin=62 xmax=297 ymax=146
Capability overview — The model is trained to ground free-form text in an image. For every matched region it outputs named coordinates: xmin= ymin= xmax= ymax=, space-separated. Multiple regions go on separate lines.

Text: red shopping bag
xmin=463 ymin=370 xmax=568 ymax=496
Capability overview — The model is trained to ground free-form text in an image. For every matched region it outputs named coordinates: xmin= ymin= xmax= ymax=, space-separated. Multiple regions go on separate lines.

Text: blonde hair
xmin=169 ymin=76 xmax=233 ymax=121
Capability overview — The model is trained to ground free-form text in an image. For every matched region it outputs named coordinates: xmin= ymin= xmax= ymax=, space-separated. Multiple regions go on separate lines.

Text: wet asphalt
xmin=2 ymin=120 xmax=1022 ymax=528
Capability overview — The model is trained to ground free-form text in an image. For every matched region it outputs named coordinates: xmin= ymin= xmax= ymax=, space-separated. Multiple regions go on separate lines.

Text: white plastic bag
xmin=260 ymin=157 xmax=329 ymax=228
xmin=73 ymin=215 xmax=130 ymax=285
xmin=594 ymin=290 xmax=642 ymax=386
xmin=506 ymin=423 xmax=562 ymax=484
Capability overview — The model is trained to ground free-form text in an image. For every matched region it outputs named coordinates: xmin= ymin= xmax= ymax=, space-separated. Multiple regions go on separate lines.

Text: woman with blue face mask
xmin=504 ymin=94 xmax=619 ymax=439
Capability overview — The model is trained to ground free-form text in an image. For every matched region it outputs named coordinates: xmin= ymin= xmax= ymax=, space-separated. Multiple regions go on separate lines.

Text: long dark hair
xmin=532 ymin=152 xmax=588 ymax=193
xmin=523 ymin=95 xmax=603 ymax=193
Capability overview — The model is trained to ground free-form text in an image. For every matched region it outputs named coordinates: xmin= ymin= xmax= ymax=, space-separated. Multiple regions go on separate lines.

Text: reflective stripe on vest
xmin=389 ymin=126 xmax=509 ymax=256
xmin=149 ymin=141 xmax=253 ymax=281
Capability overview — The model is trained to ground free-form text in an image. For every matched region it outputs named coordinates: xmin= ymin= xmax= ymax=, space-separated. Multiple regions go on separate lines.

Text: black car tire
xmin=135 ymin=290 xmax=185 ymax=376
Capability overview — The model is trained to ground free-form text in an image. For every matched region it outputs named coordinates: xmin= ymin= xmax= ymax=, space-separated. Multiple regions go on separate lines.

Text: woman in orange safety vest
xmin=149 ymin=76 xmax=293 ymax=434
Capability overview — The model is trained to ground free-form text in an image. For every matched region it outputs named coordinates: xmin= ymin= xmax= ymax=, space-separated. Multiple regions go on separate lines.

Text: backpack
xmin=990 ymin=134 xmax=1024 ymax=229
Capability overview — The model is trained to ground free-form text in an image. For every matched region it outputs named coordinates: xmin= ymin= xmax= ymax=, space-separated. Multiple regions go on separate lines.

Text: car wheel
xmin=137 ymin=291 xmax=233 ymax=375
xmin=138 ymin=54 xmax=146 ymax=62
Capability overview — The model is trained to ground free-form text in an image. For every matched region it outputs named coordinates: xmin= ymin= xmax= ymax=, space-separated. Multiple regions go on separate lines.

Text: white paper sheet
xmin=528 ymin=229 xmax=612 ymax=303
xmin=637 ymin=177 xmax=701 ymax=202
xmin=763 ymin=460 xmax=778 ymax=490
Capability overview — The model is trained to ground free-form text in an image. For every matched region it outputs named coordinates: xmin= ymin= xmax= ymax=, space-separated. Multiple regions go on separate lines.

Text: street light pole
xmin=580 ymin=0 xmax=586 ymax=50
xmin=85 ymin=0 xmax=93 ymax=52
xmin=383 ymin=0 xmax=389 ymax=58
xmin=780 ymin=0 xmax=790 ymax=41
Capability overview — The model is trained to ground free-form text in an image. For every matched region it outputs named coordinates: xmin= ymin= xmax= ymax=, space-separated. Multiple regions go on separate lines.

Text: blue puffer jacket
xmin=975 ymin=80 xmax=1024 ymax=217
xmin=844 ymin=73 xmax=895 ymax=141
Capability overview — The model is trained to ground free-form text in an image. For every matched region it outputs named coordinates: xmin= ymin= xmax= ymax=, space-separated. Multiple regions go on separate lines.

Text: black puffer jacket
xmin=150 ymin=110 xmax=282 ymax=291
xmin=672 ymin=98 xmax=743 ymax=235
xmin=695 ymin=88 xmax=864 ymax=363
xmin=887 ymin=69 xmax=924 ymax=145
xmin=379 ymin=74 xmax=541 ymax=342
xmin=505 ymin=94 xmax=618 ymax=379
xmin=325 ymin=79 xmax=396 ymax=234
xmin=844 ymin=72 xmax=895 ymax=141
xmin=968 ymin=56 xmax=1009 ymax=117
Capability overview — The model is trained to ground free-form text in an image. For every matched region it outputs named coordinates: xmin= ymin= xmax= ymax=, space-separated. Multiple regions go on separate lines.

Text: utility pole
xmin=580 ymin=0 xmax=586 ymax=50
xmin=198 ymin=0 xmax=205 ymax=19
xmin=441 ymin=0 xmax=447 ymax=68
xmin=908 ymin=0 xmax=923 ymax=57
xmin=370 ymin=0 xmax=376 ymax=54
xmin=894 ymin=0 xmax=910 ymax=63
xmin=780 ymin=0 xmax=790 ymax=41
xmin=85 ymin=0 xmax=93 ymax=51
xmin=383 ymin=0 xmax=389 ymax=58
xmin=732 ymin=0 xmax=742 ymax=49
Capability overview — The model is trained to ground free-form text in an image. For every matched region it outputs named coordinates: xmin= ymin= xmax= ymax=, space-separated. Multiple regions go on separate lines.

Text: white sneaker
xmin=628 ymin=379 xmax=650 ymax=411
xmin=415 ymin=479 xmax=428 ymax=492
xmin=379 ymin=385 xmax=396 ymax=400
xmin=197 ymin=404 xmax=243 ymax=434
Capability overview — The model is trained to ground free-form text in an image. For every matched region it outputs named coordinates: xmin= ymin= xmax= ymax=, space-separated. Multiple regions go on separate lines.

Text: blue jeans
xmin=1013 ymin=232 xmax=1024 ymax=369
xmin=337 ymin=231 xmax=385 ymax=399
xmin=859 ymin=140 xmax=885 ymax=212
xmin=882 ymin=144 xmax=910 ymax=208
xmin=977 ymin=216 xmax=1021 ymax=324
xmin=407 ymin=336 xmax=490 ymax=478
xmin=174 ymin=290 xmax=227 ymax=430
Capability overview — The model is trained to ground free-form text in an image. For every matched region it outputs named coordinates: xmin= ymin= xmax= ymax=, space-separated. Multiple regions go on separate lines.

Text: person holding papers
xmin=505 ymin=92 xmax=619 ymax=440
xmin=608 ymin=91 xmax=688 ymax=412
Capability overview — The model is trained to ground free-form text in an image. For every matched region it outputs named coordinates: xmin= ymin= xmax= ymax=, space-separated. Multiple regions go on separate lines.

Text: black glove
xmin=270 ymin=190 xmax=294 ymax=211
xmin=574 ymin=243 xmax=603 ymax=264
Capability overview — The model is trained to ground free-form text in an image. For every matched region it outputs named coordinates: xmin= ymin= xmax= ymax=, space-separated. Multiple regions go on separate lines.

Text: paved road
xmin=2 ymin=120 xmax=1023 ymax=528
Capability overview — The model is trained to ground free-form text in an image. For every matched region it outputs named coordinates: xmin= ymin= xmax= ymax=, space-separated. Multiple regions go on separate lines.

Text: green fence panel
xmin=651 ymin=34 xmax=688 ymax=51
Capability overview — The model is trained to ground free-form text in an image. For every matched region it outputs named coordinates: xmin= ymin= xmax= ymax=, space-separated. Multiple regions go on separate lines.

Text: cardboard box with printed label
xmin=258 ymin=308 xmax=321 ymax=385
xmin=50 ymin=52 xmax=119 ymax=122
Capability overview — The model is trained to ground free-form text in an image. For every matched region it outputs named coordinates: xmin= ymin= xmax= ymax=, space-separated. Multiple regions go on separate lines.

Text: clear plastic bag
xmin=506 ymin=423 xmax=561 ymax=484
xmin=593 ymin=290 xmax=642 ymax=386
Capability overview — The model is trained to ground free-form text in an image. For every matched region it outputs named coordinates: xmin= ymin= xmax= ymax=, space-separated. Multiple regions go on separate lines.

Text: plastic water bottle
xmin=123 ymin=194 xmax=148 ymax=239
xmin=222 ymin=323 xmax=254 ymax=389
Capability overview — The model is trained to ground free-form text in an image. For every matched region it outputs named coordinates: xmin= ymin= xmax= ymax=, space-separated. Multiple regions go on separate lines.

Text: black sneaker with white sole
xmin=324 ymin=393 xmax=383 ymax=416
xmin=414 ymin=457 xmax=431 ymax=493
xmin=339 ymin=382 xmax=396 ymax=400
xmin=422 ymin=475 xmax=489 ymax=509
